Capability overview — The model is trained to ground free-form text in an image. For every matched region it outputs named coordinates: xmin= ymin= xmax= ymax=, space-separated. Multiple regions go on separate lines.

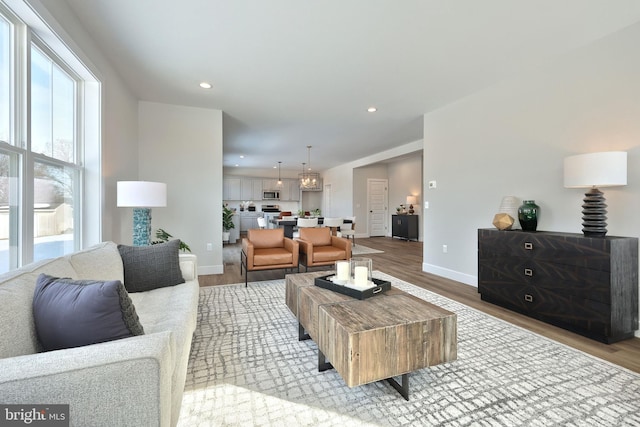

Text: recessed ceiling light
xmin=367 ymin=107 xmax=377 ymax=113
xmin=235 ymin=164 xmax=239 ymax=167
xmin=239 ymin=155 xmax=245 ymax=159
xmin=199 ymin=82 xmax=212 ymax=89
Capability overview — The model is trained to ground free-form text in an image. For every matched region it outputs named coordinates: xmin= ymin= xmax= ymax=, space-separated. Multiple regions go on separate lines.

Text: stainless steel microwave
xmin=263 ymin=190 xmax=280 ymax=200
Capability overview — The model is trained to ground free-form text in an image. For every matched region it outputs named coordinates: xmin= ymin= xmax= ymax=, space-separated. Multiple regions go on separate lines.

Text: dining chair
xmin=292 ymin=217 xmax=318 ymax=238
xmin=322 ymin=217 xmax=343 ymax=236
xmin=340 ymin=216 xmax=356 ymax=245
xmin=257 ymin=217 xmax=267 ymax=229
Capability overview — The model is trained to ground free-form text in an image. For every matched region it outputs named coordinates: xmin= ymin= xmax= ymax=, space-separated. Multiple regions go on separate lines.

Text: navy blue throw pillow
xmin=33 ymin=274 xmax=144 ymax=352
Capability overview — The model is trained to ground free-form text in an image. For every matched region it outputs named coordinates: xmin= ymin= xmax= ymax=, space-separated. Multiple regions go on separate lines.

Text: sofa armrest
xmin=242 ymin=238 xmax=254 ymax=269
xmin=297 ymin=238 xmax=313 ymax=255
xmin=179 ymin=253 xmax=198 ymax=281
xmin=331 ymin=236 xmax=352 ymax=255
xmin=283 ymin=238 xmax=300 ymax=265
xmin=0 ymin=332 xmax=173 ymax=427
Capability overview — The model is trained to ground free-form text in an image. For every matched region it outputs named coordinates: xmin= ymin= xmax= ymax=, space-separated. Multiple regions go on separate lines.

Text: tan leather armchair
xmin=241 ymin=228 xmax=299 ymax=286
xmin=297 ymin=227 xmax=351 ymax=271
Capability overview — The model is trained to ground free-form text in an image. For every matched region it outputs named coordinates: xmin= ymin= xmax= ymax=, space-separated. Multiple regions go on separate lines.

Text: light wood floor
xmin=199 ymin=237 xmax=640 ymax=374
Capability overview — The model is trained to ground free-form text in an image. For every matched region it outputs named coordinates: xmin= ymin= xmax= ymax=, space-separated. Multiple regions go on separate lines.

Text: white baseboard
xmin=423 ymin=263 xmax=477 ymax=287
xmin=198 ymin=265 xmax=224 ymax=275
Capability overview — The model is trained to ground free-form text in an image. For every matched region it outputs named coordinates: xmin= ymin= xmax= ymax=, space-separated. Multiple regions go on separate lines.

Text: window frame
xmin=0 ymin=2 xmax=93 ymax=271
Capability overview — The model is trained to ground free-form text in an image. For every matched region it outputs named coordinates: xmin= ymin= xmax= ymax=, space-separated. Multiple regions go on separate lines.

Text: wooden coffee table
xmin=285 ymin=272 xmax=457 ymax=400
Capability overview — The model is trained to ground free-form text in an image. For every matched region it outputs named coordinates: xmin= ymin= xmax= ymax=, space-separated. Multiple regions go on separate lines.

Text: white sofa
xmin=0 ymin=241 xmax=200 ymax=427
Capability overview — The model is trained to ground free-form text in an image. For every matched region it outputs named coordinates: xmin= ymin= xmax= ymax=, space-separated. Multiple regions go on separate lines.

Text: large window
xmin=0 ymin=14 xmax=9 ymax=144
xmin=0 ymin=4 xmax=88 ymax=273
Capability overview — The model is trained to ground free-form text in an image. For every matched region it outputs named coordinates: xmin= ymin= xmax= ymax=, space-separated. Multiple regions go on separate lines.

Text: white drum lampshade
xmin=117 ymin=181 xmax=167 ymax=245
xmin=564 ymin=152 xmax=627 ymax=237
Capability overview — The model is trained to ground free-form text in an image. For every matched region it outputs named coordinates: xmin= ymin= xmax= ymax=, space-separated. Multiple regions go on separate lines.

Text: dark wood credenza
xmin=477 ymin=228 xmax=638 ymax=343
xmin=392 ymin=215 xmax=418 ymax=241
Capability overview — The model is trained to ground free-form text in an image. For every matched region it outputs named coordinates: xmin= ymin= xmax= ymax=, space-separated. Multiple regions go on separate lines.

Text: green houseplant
xmin=223 ymin=204 xmax=235 ymax=243
xmin=151 ymin=228 xmax=191 ymax=252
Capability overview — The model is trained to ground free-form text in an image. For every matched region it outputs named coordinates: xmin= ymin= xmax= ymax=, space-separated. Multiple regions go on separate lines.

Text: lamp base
xmin=408 ymin=204 xmax=414 ymax=214
xmin=133 ymin=208 xmax=153 ymax=246
xmin=581 ymin=188 xmax=607 ymax=237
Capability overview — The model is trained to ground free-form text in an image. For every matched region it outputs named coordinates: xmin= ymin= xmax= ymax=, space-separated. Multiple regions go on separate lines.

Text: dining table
xmin=272 ymin=217 xmax=352 ymax=239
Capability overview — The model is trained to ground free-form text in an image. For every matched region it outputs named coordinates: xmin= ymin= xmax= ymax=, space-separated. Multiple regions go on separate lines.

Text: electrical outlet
xmin=424 ymin=201 xmax=429 ymax=209
xmin=206 ymin=243 xmax=213 ymax=251
xmin=442 ymin=244 xmax=448 ymax=253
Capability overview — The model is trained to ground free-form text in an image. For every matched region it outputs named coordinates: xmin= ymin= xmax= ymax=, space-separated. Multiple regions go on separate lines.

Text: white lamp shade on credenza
xmin=117 ymin=181 xmax=167 ymax=207
xmin=563 ymin=151 xmax=627 ymax=188
xmin=563 ymin=151 xmax=627 ymax=237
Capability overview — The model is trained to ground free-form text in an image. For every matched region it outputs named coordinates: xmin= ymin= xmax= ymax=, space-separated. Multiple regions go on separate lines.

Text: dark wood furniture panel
xmin=392 ymin=215 xmax=418 ymax=241
xmin=478 ymin=228 xmax=638 ymax=343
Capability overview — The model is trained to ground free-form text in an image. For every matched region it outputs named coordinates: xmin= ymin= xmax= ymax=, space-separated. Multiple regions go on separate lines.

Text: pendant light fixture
xmin=277 ymin=161 xmax=282 ymax=187
xmin=298 ymin=145 xmax=321 ymax=190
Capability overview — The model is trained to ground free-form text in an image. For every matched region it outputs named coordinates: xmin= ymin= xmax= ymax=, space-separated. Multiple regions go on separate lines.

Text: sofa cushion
xmin=118 ymin=240 xmax=185 ymax=293
xmin=247 ymin=228 xmax=285 ymax=249
xmin=313 ymin=246 xmax=348 ymax=262
xmin=0 ymin=257 xmax=78 ymax=358
xmin=67 ymin=241 xmax=124 ymax=282
xmin=299 ymin=227 xmax=332 ymax=246
xmin=32 ymin=274 xmax=144 ymax=351
xmin=253 ymin=248 xmax=293 ymax=266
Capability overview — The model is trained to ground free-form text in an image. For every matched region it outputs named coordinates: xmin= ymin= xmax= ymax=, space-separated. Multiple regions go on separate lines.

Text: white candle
xmin=336 ymin=261 xmax=349 ymax=281
xmin=354 ymin=266 xmax=368 ymax=287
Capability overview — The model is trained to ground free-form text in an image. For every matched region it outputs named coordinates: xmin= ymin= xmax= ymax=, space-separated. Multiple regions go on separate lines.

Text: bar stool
xmin=322 ymin=217 xmax=343 ymax=236
xmin=292 ymin=217 xmax=318 ymax=238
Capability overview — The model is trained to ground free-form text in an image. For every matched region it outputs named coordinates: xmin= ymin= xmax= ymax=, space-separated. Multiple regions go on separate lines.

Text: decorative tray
xmin=314 ymin=275 xmax=391 ymax=300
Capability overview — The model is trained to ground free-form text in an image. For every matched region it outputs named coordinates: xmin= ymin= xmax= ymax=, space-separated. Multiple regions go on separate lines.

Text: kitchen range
xmin=262 ymin=205 xmax=281 ymax=229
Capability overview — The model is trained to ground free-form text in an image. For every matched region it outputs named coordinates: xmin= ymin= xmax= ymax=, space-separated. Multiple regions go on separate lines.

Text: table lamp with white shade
xmin=406 ymin=195 xmax=417 ymax=215
xmin=117 ymin=181 xmax=167 ymax=245
xmin=563 ymin=151 xmax=627 ymax=237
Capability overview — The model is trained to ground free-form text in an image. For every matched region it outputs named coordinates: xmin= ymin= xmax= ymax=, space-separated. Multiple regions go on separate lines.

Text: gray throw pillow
xmin=118 ymin=239 xmax=185 ymax=293
xmin=33 ymin=274 xmax=144 ymax=352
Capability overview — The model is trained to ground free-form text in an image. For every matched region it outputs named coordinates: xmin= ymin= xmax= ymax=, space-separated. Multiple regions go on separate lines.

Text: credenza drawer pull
xmin=524 ymin=294 xmax=534 ymax=303
xmin=524 ymin=242 xmax=533 ymax=250
xmin=524 ymin=268 xmax=533 ymax=277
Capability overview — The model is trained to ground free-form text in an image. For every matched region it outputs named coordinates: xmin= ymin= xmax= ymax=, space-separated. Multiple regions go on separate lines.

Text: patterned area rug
xmin=178 ymin=272 xmax=640 ymax=426
xmin=351 ymin=244 xmax=384 ymax=255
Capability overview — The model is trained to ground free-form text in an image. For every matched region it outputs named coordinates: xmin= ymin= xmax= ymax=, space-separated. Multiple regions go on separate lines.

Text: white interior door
xmin=367 ymin=179 xmax=388 ymax=237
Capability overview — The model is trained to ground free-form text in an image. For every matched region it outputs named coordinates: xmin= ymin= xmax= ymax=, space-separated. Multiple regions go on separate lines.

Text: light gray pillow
xmin=118 ymin=239 xmax=185 ymax=293
xmin=33 ymin=274 xmax=144 ymax=352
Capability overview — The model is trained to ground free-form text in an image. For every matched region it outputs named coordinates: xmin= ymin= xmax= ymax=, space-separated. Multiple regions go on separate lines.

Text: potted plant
xmin=151 ymin=228 xmax=191 ymax=252
xmin=223 ymin=204 xmax=235 ymax=243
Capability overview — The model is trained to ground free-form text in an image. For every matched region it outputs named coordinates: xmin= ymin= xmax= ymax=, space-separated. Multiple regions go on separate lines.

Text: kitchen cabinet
xmin=392 ymin=215 xmax=418 ymax=241
xmin=262 ymin=179 xmax=278 ymax=192
xmin=279 ymin=179 xmax=300 ymax=201
xmin=241 ymin=178 xmax=263 ymax=201
xmin=239 ymin=212 xmax=263 ymax=233
xmin=223 ymin=177 xmax=241 ymax=200
xmin=478 ymin=228 xmax=638 ymax=343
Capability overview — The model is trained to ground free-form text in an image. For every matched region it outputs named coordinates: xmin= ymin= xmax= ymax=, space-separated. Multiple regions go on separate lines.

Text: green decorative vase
xmin=518 ymin=200 xmax=539 ymax=231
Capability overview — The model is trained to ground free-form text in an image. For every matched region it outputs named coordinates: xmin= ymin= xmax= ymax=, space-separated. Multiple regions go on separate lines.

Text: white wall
xmin=322 ymin=140 xmax=423 ymax=236
xmin=422 ymin=22 xmax=640 ymax=333
xmin=138 ymin=102 xmax=224 ymax=275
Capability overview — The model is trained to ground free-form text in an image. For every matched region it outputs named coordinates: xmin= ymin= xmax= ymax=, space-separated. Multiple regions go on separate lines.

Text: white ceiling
xmin=63 ymin=0 xmax=640 ymax=172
